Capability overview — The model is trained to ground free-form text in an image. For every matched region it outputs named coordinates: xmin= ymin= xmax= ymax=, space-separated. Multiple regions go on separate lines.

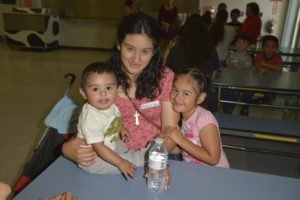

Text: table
xmin=280 ymin=47 xmax=300 ymax=57
xmin=14 ymin=156 xmax=300 ymax=200
xmin=211 ymin=67 xmax=300 ymax=110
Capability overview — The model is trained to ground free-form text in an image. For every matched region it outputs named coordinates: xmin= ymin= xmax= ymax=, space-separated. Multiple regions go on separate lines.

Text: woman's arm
xmin=160 ymin=101 xmax=180 ymax=152
xmin=62 ymin=137 xmax=97 ymax=166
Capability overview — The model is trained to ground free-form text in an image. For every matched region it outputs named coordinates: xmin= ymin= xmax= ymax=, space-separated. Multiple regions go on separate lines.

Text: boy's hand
xmin=232 ymin=62 xmax=242 ymax=69
xmin=117 ymin=159 xmax=137 ymax=180
xmin=120 ymin=127 xmax=130 ymax=143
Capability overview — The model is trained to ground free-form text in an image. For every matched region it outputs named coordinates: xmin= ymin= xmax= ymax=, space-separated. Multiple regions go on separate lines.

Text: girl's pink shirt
xmin=115 ymin=67 xmax=174 ymax=150
xmin=181 ymin=106 xmax=230 ymax=168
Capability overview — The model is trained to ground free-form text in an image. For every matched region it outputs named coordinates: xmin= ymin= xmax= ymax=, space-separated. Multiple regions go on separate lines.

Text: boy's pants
xmin=78 ymin=141 xmax=147 ymax=174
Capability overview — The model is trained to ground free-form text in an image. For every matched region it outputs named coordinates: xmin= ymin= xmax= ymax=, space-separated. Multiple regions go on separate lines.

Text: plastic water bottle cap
xmin=155 ymin=138 xmax=163 ymax=144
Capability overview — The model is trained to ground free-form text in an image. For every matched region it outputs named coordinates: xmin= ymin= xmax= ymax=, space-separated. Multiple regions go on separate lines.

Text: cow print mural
xmin=4 ymin=7 xmax=59 ymax=49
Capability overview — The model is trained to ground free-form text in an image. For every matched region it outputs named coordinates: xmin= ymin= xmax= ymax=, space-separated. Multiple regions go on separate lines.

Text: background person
xmin=241 ymin=2 xmax=262 ymax=45
xmin=227 ymin=8 xmax=242 ymax=33
xmin=255 ymin=35 xmax=282 ymax=72
xmin=166 ymin=14 xmax=219 ymax=78
xmin=223 ymin=33 xmax=253 ymax=113
xmin=209 ymin=9 xmax=235 ymax=67
xmin=124 ymin=0 xmax=141 ymax=16
xmin=158 ymin=0 xmax=179 ymax=50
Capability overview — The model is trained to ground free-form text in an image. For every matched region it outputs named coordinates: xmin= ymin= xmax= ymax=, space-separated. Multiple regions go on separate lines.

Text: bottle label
xmin=149 ymin=154 xmax=167 ymax=170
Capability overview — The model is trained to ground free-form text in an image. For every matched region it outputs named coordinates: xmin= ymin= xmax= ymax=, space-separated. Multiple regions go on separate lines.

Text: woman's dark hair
xmin=107 ymin=12 xmax=163 ymax=100
xmin=174 ymin=68 xmax=208 ymax=94
xmin=179 ymin=14 xmax=216 ymax=75
xmin=261 ymin=35 xmax=279 ymax=47
xmin=81 ymin=62 xmax=118 ymax=89
xmin=217 ymin=3 xmax=227 ymax=11
xmin=247 ymin=2 xmax=260 ymax=16
xmin=209 ymin=9 xmax=228 ymax=46
xmin=125 ymin=0 xmax=133 ymax=6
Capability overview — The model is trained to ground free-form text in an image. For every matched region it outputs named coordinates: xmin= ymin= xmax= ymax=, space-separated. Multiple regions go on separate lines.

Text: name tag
xmin=140 ymin=100 xmax=160 ymax=109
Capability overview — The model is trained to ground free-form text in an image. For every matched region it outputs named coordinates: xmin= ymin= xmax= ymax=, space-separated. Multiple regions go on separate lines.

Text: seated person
xmin=226 ymin=32 xmax=252 ymax=69
xmin=255 ymin=35 xmax=283 ymax=72
xmin=77 ymin=62 xmax=146 ymax=179
xmin=223 ymin=33 xmax=252 ymax=113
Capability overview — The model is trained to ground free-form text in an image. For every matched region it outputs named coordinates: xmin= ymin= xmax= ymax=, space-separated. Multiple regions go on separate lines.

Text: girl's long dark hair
xmin=108 ymin=12 xmax=163 ymax=100
xmin=209 ymin=10 xmax=228 ymax=46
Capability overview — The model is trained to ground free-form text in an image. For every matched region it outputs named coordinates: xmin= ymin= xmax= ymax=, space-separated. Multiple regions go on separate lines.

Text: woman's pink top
xmin=181 ymin=106 xmax=230 ymax=168
xmin=115 ymin=68 xmax=174 ymax=150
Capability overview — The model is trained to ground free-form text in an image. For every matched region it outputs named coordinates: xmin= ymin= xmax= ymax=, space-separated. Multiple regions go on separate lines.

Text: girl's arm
xmin=160 ymin=101 xmax=180 ymax=152
xmin=168 ymin=124 xmax=221 ymax=165
xmin=62 ymin=137 xmax=97 ymax=166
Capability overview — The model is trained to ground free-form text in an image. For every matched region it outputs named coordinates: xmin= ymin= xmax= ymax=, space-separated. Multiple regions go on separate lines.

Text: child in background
xmin=226 ymin=32 xmax=252 ymax=69
xmin=164 ymin=68 xmax=229 ymax=167
xmin=77 ymin=62 xmax=146 ymax=179
xmin=255 ymin=35 xmax=283 ymax=72
xmin=227 ymin=8 xmax=242 ymax=33
xmin=222 ymin=33 xmax=253 ymax=113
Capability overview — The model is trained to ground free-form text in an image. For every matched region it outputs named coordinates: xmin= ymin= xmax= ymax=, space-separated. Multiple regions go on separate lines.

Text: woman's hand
xmin=120 ymin=127 xmax=131 ymax=143
xmin=62 ymin=137 xmax=97 ymax=166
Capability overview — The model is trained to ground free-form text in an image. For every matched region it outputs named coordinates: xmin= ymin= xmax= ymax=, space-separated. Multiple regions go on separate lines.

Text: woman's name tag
xmin=140 ymin=100 xmax=160 ymax=110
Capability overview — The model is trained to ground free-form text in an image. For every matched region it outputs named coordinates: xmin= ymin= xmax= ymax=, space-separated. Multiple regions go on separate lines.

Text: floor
xmin=0 ymin=43 xmax=299 ymax=199
xmin=0 ymin=44 xmax=110 ymax=188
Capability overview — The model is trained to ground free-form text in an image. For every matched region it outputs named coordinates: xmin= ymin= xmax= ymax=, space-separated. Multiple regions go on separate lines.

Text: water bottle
xmin=147 ymin=138 xmax=168 ymax=192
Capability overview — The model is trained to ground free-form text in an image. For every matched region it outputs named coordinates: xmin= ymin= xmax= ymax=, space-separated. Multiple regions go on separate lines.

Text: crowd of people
xmin=6 ymin=1 xmax=285 ymax=199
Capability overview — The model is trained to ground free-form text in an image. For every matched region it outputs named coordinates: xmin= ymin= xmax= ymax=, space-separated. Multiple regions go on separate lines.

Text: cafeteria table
xmin=14 ymin=156 xmax=300 ymax=200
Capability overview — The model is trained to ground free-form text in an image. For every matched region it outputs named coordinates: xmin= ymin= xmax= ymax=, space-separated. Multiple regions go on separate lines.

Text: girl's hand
xmin=62 ymin=137 xmax=97 ymax=167
xmin=144 ymin=165 xmax=171 ymax=190
xmin=164 ymin=126 xmax=184 ymax=145
xmin=117 ymin=159 xmax=137 ymax=180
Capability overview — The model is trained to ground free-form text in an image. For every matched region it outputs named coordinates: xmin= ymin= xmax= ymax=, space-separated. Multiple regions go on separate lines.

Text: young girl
xmin=165 ymin=68 xmax=229 ymax=167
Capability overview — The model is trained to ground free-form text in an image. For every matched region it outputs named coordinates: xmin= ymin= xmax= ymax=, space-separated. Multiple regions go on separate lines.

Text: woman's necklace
xmin=119 ymin=85 xmax=140 ymax=126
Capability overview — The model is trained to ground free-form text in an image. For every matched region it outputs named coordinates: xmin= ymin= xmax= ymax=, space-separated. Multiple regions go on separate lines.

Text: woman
xmin=241 ymin=2 xmax=261 ymax=45
xmin=166 ymin=14 xmax=219 ymax=78
xmin=209 ymin=9 xmax=235 ymax=67
xmin=124 ymin=0 xmax=141 ymax=16
xmin=62 ymin=13 xmax=179 ymax=177
xmin=158 ymin=0 xmax=178 ymax=49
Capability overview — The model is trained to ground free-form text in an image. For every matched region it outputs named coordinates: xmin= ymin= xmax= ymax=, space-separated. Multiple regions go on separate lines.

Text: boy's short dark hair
xmin=236 ymin=33 xmax=251 ymax=44
xmin=230 ymin=8 xmax=241 ymax=16
xmin=81 ymin=62 xmax=118 ymax=89
xmin=261 ymin=35 xmax=279 ymax=47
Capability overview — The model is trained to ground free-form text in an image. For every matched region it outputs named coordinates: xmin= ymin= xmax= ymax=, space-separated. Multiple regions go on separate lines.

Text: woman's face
xmin=246 ymin=6 xmax=253 ymax=18
xmin=118 ymin=34 xmax=154 ymax=78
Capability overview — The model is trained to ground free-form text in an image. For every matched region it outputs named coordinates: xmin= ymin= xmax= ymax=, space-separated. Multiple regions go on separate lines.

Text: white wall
xmin=200 ymin=0 xmax=289 ymax=41
xmin=59 ymin=19 xmax=117 ymax=49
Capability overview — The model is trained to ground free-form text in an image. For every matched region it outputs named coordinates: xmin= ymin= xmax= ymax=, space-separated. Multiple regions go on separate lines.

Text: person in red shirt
xmin=241 ymin=2 xmax=262 ymax=45
xmin=255 ymin=35 xmax=283 ymax=72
